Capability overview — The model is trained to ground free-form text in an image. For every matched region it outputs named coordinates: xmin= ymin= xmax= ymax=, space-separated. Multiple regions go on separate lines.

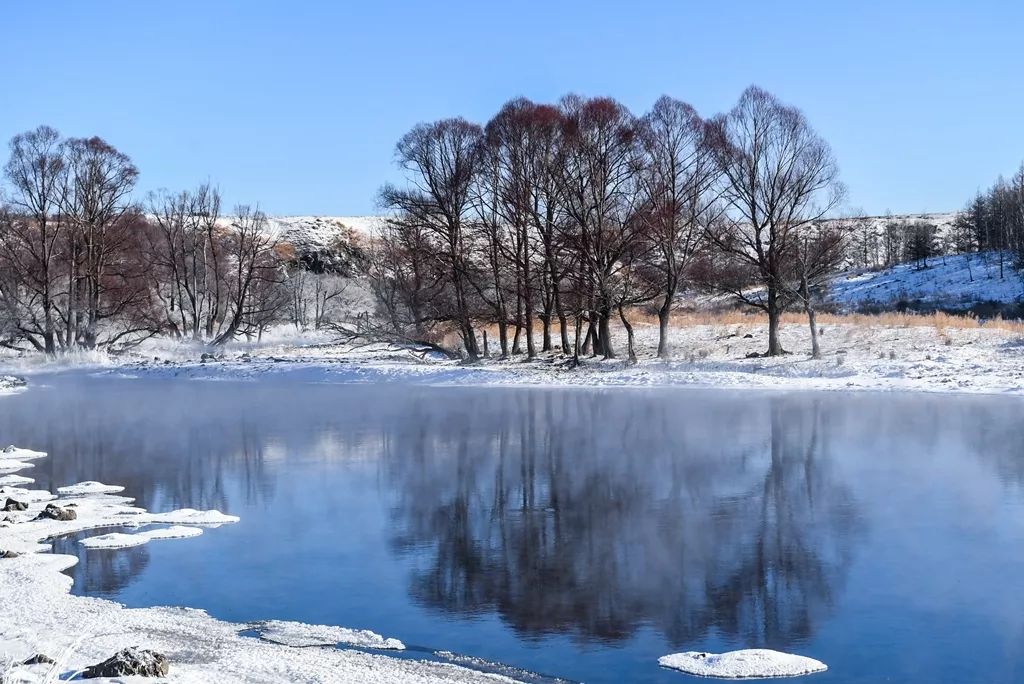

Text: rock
xmin=22 ymin=653 xmax=55 ymax=665
xmin=2 ymin=497 xmax=27 ymax=512
xmin=743 ymin=333 xmax=754 ymax=339
xmin=83 ymin=648 xmax=169 ymax=678
xmin=35 ymin=503 xmax=76 ymax=521
xmin=1 ymin=550 xmax=20 ymax=558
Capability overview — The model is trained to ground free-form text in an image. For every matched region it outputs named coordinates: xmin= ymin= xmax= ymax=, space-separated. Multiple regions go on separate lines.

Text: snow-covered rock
xmin=257 ymin=619 xmax=406 ymax=650
xmin=658 ymin=649 xmax=827 ymax=678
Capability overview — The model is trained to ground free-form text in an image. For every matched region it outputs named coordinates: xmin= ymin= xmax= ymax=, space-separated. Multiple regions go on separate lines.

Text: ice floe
xmin=80 ymin=525 xmax=204 ymax=549
xmin=57 ymin=481 xmax=125 ymax=496
xmin=136 ymin=507 xmax=240 ymax=526
xmin=256 ymin=619 xmax=406 ymax=650
xmin=1 ymin=445 xmax=47 ymax=460
xmin=0 ymin=460 xmax=34 ymax=474
xmin=658 ymin=649 xmax=827 ymax=679
xmin=0 ymin=474 xmax=35 ymax=487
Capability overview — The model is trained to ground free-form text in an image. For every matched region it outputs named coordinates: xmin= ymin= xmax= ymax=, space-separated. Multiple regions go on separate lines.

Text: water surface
xmin=2 ymin=372 xmax=1023 ymax=683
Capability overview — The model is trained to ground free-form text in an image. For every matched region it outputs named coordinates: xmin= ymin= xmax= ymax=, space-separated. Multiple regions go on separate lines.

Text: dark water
xmin=2 ymin=372 xmax=1024 ymax=683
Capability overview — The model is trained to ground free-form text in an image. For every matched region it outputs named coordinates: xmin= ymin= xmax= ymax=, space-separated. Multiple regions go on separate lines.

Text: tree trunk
xmin=618 ymin=305 xmax=637 ymax=364
xmin=598 ymin=306 xmax=615 ymax=359
xmin=807 ymin=304 xmax=820 ymax=359
xmin=766 ymin=285 xmax=785 ymax=356
xmin=497 ymin=319 xmax=509 ymax=359
xmin=657 ymin=299 xmax=672 ymax=360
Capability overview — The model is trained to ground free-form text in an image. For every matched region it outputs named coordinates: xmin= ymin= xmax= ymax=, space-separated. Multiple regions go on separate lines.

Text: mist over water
xmin=3 ymin=373 xmax=1023 ymax=683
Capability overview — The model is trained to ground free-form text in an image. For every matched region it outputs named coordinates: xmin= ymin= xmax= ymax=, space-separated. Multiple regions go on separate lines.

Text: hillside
xmin=828 ymin=251 xmax=1023 ymax=314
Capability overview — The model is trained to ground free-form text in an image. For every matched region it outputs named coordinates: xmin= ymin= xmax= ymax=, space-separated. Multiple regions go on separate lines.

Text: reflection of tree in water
xmin=387 ymin=391 xmax=862 ymax=649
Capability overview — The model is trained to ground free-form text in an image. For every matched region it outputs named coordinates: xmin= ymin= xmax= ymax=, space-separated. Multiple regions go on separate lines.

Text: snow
xmin=830 ymin=251 xmax=1024 ymax=311
xmin=0 ymin=445 xmax=522 ymax=683
xmin=256 ymin=619 xmax=405 ymax=650
xmin=1 ymin=446 xmax=47 ymax=461
xmin=135 ymin=508 xmax=240 ymax=526
xmin=658 ymin=649 xmax=827 ymax=679
xmin=0 ymin=474 xmax=34 ymax=487
xmin=56 ymin=481 xmax=124 ymax=497
xmin=0 ymin=460 xmax=34 ymax=474
xmin=79 ymin=525 xmax=204 ymax=549
xmin=0 ymin=375 xmax=26 ymax=396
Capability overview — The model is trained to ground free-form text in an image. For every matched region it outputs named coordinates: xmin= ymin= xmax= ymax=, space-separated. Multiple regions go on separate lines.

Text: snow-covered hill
xmin=828 ymin=251 xmax=1024 ymax=313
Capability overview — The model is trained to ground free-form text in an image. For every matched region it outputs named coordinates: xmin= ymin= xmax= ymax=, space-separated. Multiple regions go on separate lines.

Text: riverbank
xmin=5 ymin=315 xmax=1021 ymax=396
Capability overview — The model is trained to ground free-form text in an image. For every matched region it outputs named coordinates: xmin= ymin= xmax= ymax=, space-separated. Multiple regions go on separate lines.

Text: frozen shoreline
xmin=4 ymin=317 xmax=1024 ymax=397
xmin=0 ymin=447 xmax=518 ymax=683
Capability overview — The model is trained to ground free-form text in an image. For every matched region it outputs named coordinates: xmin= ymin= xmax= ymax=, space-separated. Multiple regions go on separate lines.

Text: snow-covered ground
xmin=0 ymin=446 xmax=519 ymax=683
xmin=830 ymin=251 xmax=1024 ymax=311
xmin=3 ymin=314 xmax=1024 ymax=396
xmin=1 ymin=313 xmax=1016 ymax=396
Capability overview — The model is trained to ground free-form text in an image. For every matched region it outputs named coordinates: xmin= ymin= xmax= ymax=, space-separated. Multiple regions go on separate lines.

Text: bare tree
xmin=380 ymin=119 xmax=484 ymax=359
xmin=637 ymin=96 xmax=719 ymax=358
xmin=1 ymin=126 xmax=68 ymax=353
xmin=790 ymin=223 xmax=846 ymax=358
xmin=210 ymin=205 xmax=280 ymax=346
xmin=555 ymin=95 xmax=646 ymax=359
xmin=706 ymin=86 xmax=845 ymax=356
xmin=60 ymin=136 xmax=141 ymax=347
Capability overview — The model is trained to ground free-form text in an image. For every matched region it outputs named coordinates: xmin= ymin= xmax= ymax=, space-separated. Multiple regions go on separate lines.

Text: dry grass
xmin=628 ymin=308 xmax=1024 ymax=335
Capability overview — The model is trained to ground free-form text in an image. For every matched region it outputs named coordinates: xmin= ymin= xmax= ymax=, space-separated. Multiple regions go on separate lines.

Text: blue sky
xmin=3 ymin=1 xmax=1023 ymax=216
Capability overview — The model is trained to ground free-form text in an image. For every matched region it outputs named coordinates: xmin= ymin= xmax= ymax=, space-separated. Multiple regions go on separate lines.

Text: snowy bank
xmin=659 ymin=649 xmax=827 ymax=678
xmin=0 ymin=447 xmax=519 ymax=683
xmin=75 ymin=313 xmax=1024 ymax=398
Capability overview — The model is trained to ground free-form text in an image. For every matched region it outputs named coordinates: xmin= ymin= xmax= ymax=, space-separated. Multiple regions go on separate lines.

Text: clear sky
xmin=3 ymin=0 xmax=1023 ymax=216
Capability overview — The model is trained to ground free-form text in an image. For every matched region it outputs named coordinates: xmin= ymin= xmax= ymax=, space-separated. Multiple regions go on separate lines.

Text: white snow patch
xmin=257 ymin=619 xmax=405 ymax=650
xmin=135 ymin=508 xmax=240 ymax=526
xmin=0 ymin=474 xmax=34 ymax=487
xmin=79 ymin=525 xmax=204 ymax=549
xmin=830 ymin=250 xmax=1024 ymax=311
xmin=659 ymin=649 xmax=827 ymax=679
xmin=1 ymin=446 xmax=47 ymax=460
xmin=56 ymin=481 xmax=125 ymax=496
xmin=0 ymin=460 xmax=34 ymax=474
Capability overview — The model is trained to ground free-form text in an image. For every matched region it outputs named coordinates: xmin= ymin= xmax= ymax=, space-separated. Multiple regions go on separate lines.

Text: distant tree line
xmin=372 ymin=86 xmax=845 ymax=361
xmin=841 ymin=165 xmax=1024 ymax=280
xmin=0 ymin=126 xmax=355 ymax=353
xmin=1 ymin=86 xmax=848 ymax=360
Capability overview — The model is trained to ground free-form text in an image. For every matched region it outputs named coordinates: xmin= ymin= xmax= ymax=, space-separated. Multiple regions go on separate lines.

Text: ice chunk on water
xmin=138 ymin=508 xmax=240 ymax=526
xmin=257 ymin=619 xmax=406 ymax=650
xmin=57 ymin=481 xmax=126 ymax=496
xmin=0 ymin=460 xmax=34 ymax=474
xmin=80 ymin=525 xmax=204 ymax=549
xmin=1 ymin=446 xmax=47 ymax=460
xmin=659 ymin=649 xmax=827 ymax=678
xmin=0 ymin=474 xmax=34 ymax=487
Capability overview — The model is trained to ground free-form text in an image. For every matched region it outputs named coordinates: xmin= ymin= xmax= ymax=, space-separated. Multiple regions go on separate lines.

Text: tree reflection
xmin=386 ymin=391 xmax=862 ymax=649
